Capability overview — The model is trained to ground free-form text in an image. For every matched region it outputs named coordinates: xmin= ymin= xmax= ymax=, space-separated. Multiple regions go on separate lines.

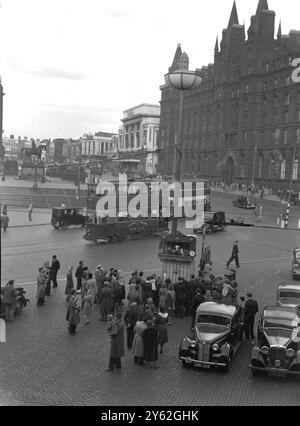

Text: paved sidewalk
xmin=2 ymin=208 xmax=51 ymax=228
xmin=0 ymin=176 xmax=87 ymax=190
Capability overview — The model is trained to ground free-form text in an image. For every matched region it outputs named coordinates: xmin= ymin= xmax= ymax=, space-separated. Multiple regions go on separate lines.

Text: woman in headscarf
xmin=158 ymin=281 xmax=167 ymax=311
xmin=65 ymin=266 xmax=74 ymax=295
xmin=66 ymin=289 xmax=80 ymax=335
xmin=132 ymin=314 xmax=148 ymax=366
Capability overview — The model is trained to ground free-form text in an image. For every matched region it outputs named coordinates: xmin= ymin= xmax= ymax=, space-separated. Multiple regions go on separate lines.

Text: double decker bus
xmin=83 ymin=178 xmax=211 ymax=243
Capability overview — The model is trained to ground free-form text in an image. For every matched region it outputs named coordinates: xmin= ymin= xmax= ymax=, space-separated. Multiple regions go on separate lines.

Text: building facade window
xmin=293 ymin=159 xmax=299 ymax=181
xmin=283 ymin=129 xmax=288 ymax=145
xmin=258 ymin=156 xmax=263 ymax=178
xmin=281 ymin=159 xmax=286 ymax=180
xmin=240 ymin=165 xmax=245 ymax=178
xmin=297 ymin=128 xmax=300 ymax=144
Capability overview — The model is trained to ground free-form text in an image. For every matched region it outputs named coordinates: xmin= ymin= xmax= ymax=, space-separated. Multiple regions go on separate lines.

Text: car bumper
xmin=249 ymin=364 xmax=300 ymax=376
xmin=180 ymin=356 xmax=227 ymax=368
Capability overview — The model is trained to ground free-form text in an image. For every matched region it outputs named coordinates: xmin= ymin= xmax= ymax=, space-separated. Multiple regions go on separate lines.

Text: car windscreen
xmin=197 ymin=314 xmax=230 ymax=327
xmin=279 ymin=291 xmax=300 ymax=299
xmin=263 ymin=318 xmax=294 ymax=330
xmin=295 ymin=251 xmax=300 ymax=260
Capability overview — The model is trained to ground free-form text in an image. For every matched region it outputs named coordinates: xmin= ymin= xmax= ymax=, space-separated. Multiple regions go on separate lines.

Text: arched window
xmin=281 ymin=159 xmax=286 ymax=180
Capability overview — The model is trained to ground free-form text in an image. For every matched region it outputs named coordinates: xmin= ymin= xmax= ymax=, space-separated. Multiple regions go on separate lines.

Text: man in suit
xmin=244 ymin=293 xmax=259 ymax=342
xmin=50 ymin=255 xmax=60 ymax=289
xmin=226 ymin=241 xmax=240 ymax=268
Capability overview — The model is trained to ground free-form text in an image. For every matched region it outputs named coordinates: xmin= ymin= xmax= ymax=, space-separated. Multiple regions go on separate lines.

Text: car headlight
xmin=189 ymin=343 xmax=197 ymax=349
xmin=261 ymin=346 xmax=269 ymax=355
xmin=287 ymin=348 xmax=295 ymax=357
xmin=212 ymin=344 xmax=219 ymax=352
xmin=274 ymin=360 xmax=281 ymax=367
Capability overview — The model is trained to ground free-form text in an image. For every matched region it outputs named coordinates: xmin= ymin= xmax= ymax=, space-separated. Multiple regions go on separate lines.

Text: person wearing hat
xmin=99 ymin=281 xmax=113 ymax=321
xmin=66 ymin=289 xmax=80 ymax=335
xmin=226 ymin=241 xmax=240 ymax=268
xmin=107 ymin=311 xmax=125 ymax=371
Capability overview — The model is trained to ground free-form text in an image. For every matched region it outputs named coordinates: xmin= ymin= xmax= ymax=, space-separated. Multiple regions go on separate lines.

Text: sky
xmin=1 ymin=0 xmax=300 ymax=140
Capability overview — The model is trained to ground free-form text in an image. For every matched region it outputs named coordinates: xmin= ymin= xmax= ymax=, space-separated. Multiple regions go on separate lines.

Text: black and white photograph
xmin=1 ymin=0 xmax=300 ymax=410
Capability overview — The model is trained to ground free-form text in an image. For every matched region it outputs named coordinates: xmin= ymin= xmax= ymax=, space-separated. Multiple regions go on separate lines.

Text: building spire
xmin=227 ymin=1 xmax=239 ymax=30
xmin=277 ymin=20 xmax=282 ymax=38
xmin=169 ymin=43 xmax=182 ymax=72
xmin=214 ymin=36 xmax=219 ymax=54
xmin=256 ymin=0 xmax=268 ymax=15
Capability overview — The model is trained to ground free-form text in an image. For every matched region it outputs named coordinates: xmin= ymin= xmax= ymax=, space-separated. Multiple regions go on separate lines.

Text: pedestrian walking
xmin=28 ymin=203 xmax=33 ymax=222
xmin=124 ymin=302 xmax=139 ymax=350
xmin=75 ymin=260 xmax=84 ymax=291
xmin=65 ymin=267 xmax=74 ymax=295
xmin=154 ymin=307 xmax=168 ymax=354
xmin=143 ymin=319 xmax=158 ymax=369
xmin=43 ymin=260 xmax=51 ymax=296
xmin=244 ymin=293 xmax=259 ymax=342
xmin=106 ymin=312 xmax=125 ymax=371
xmin=132 ymin=315 xmax=148 ymax=366
xmin=2 ymin=204 xmax=7 ymax=215
xmin=66 ymin=289 xmax=80 ymax=335
xmin=86 ymin=272 xmax=97 ymax=303
xmin=226 ymin=241 xmax=240 ymax=268
xmin=1 ymin=213 xmax=9 ymax=232
xmin=185 ymin=275 xmax=197 ymax=316
xmin=49 ymin=255 xmax=60 ymax=289
xmin=1 ymin=280 xmax=18 ymax=322
xmin=158 ymin=281 xmax=167 ymax=310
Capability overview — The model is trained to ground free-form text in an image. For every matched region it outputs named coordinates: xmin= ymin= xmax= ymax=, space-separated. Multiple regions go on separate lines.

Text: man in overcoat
xmin=49 ymin=255 xmax=60 ymax=288
xmin=226 ymin=241 xmax=240 ymax=268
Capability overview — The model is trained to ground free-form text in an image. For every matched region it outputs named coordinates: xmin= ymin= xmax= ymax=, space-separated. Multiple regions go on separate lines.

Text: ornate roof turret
xmin=169 ymin=43 xmax=182 ymax=72
xmin=255 ymin=0 xmax=269 ymax=15
xmin=227 ymin=1 xmax=239 ymax=30
xmin=277 ymin=20 xmax=282 ymax=39
xmin=214 ymin=36 xmax=219 ymax=54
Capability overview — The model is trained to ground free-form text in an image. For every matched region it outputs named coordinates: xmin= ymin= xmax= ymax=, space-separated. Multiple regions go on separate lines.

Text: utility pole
xmin=251 ymin=143 xmax=258 ymax=187
xmin=285 ymin=146 xmax=297 ymax=228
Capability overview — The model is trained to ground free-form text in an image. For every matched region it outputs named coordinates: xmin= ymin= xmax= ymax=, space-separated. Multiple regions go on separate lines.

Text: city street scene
xmin=1 ymin=0 xmax=300 ymax=408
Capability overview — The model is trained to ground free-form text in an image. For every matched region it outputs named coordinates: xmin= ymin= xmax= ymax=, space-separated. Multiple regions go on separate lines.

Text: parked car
xmin=193 ymin=211 xmax=226 ymax=234
xmin=179 ymin=302 xmax=243 ymax=372
xmin=277 ymin=283 xmax=300 ymax=309
xmin=292 ymin=248 xmax=300 ymax=280
xmin=250 ymin=306 xmax=300 ymax=377
xmin=233 ymin=196 xmax=256 ymax=210
xmin=51 ymin=208 xmax=85 ymax=230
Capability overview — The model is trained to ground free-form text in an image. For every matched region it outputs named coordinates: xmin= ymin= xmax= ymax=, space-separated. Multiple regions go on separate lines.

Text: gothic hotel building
xmin=158 ymin=0 xmax=300 ymax=190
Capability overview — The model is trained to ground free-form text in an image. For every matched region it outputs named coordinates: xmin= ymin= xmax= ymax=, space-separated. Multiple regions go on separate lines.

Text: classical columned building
xmin=81 ymin=132 xmax=118 ymax=160
xmin=118 ymin=104 xmax=160 ymax=176
xmin=158 ymin=0 xmax=300 ymax=191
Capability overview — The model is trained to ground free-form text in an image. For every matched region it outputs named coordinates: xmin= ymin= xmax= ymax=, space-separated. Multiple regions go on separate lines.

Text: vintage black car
xmin=193 ymin=211 xmax=226 ymax=234
xmin=277 ymin=283 xmax=300 ymax=309
xmin=250 ymin=306 xmax=300 ymax=377
xmin=51 ymin=207 xmax=85 ymax=230
xmin=233 ymin=196 xmax=256 ymax=210
xmin=179 ymin=302 xmax=243 ymax=372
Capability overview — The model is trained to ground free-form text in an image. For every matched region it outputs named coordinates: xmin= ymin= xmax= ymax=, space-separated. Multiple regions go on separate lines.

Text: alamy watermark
xmin=94 ymin=174 xmax=205 ymax=225
xmin=291 ymin=58 xmax=300 ymax=83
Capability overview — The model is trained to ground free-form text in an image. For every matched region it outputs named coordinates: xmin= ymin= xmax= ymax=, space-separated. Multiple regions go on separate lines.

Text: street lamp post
xmin=285 ymin=146 xmax=297 ymax=228
xmin=164 ymin=69 xmax=202 ymax=233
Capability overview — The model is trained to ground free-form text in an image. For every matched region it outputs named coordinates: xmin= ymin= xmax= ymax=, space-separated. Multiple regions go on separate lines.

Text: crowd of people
xmin=1 ymin=239 xmax=260 ymax=371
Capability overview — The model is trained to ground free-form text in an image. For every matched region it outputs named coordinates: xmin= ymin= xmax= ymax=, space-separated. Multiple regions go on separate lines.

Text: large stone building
xmin=81 ymin=132 xmax=118 ymax=160
xmin=158 ymin=0 xmax=300 ymax=190
xmin=118 ymin=104 xmax=160 ymax=176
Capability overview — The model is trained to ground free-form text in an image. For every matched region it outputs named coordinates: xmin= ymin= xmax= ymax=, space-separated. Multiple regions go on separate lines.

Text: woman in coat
xmin=82 ymin=291 xmax=93 ymax=325
xmin=143 ymin=319 xmax=158 ymax=368
xmin=86 ymin=273 xmax=97 ymax=303
xmin=144 ymin=298 xmax=155 ymax=319
xmin=165 ymin=283 xmax=175 ymax=326
xmin=99 ymin=282 xmax=113 ymax=321
xmin=158 ymin=282 xmax=167 ymax=310
xmin=65 ymin=267 xmax=74 ymax=295
xmin=66 ymin=289 xmax=80 ymax=335
xmin=124 ymin=302 xmax=138 ymax=350
xmin=154 ymin=307 xmax=169 ymax=354
xmin=36 ymin=267 xmax=47 ymax=306
xmin=107 ymin=312 xmax=125 ymax=371
xmin=132 ymin=315 xmax=148 ymax=365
